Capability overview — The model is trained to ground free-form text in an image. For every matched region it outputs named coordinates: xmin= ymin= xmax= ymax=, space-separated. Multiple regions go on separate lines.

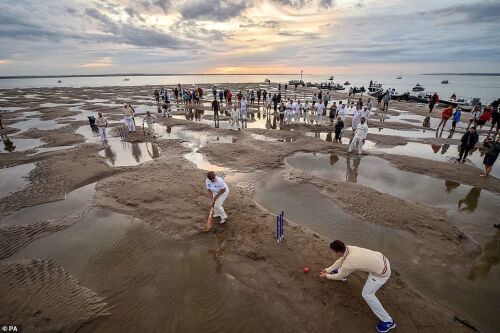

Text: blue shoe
xmin=376 ymin=321 xmax=396 ymax=333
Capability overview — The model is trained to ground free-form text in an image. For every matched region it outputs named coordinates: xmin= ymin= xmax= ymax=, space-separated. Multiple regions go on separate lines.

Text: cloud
xmin=179 ymin=0 xmax=247 ymax=21
xmin=433 ymin=1 xmax=500 ymax=23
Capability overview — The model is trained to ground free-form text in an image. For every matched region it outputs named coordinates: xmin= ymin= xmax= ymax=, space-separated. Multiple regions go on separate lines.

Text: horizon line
xmin=0 ymin=73 xmax=305 ymax=80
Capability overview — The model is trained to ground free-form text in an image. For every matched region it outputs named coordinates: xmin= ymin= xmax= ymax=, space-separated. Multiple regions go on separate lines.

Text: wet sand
xmin=0 ymin=83 xmax=498 ymax=332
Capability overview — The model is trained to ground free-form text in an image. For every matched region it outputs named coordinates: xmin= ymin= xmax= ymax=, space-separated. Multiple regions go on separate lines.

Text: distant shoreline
xmin=421 ymin=73 xmax=500 ymax=76
xmin=0 ymin=73 xmax=299 ymax=80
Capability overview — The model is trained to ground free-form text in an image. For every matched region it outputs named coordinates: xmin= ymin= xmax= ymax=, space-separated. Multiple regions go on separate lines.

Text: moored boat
xmin=412 ymin=83 xmax=424 ymax=92
xmin=441 ymin=80 xmax=448 ymax=84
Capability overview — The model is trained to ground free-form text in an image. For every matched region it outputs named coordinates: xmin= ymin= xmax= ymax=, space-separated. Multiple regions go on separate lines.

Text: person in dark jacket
xmin=457 ymin=127 xmax=479 ymax=163
xmin=481 ymin=137 xmax=500 ymax=177
xmin=334 ymin=117 xmax=344 ymax=142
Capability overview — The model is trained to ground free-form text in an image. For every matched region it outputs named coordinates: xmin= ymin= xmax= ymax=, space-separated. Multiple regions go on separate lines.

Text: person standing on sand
xmin=143 ymin=111 xmax=157 ymax=138
xmin=477 ymin=107 xmax=492 ymax=130
xmin=489 ymin=103 xmax=500 ymax=137
xmin=334 ymin=117 xmax=344 ymax=142
xmin=429 ymin=93 xmax=439 ymax=113
xmin=154 ymin=90 xmax=160 ymax=104
xmin=457 ymin=127 xmax=479 ymax=163
xmin=230 ymin=104 xmax=240 ymax=130
xmin=122 ymin=104 xmax=136 ymax=133
xmin=481 ymin=137 xmax=500 ymax=177
xmin=96 ymin=112 xmax=108 ymax=143
xmin=347 ymin=117 xmax=368 ymax=155
xmin=437 ymin=105 xmax=454 ymax=131
xmin=338 ymin=103 xmax=347 ymax=122
xmin=206 ymin=171 xmax=229 ymax=224
xmin=303 ymin=100 xmax=311 ymax=123
xmin=294 ymin=100 xmax=302 ymax=124
xmin=320 ymin=240 xmax=395 ymax=333
xmin=352 ymin=106 xmax=362 ymax=132
xmin=212 ymin=98 xmax=220 ymax=126
xmin=382 ymin=92 xmax=391 ymax=113
xmin=240 ymin=97 xmax=248 ymax=128
xmin=316 ymin=100 xmax=325 ymax=125
xmin=360 ymin=106 xmax=371 ymax=125
xmin=285 ymin=99 xmax=293 ymax=125
xmin=329 ymin=101 xmax=337 ymax=125
xmin=219 ymin=90 xmax=224 ymax=104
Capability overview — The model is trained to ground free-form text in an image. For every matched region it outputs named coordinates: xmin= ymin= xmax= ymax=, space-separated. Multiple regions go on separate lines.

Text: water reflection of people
xmin=440 ymin=143 xmax=450 ymax=154
xmin=131 ymin=142 xmax=142 ymax=163
xmin=2 ymin=134 xmax=16 ymax=152
xmin=330 ymin=154 xmax=339 ymax=166
xmin=423 ymin=116 xmax=431 ymax=128
xmin=458 ymin=187 xmax=481 ymax=212
xmin=468 ymin=230 xmax=499 ymax=281
xmin=208 ymin=233 xmax=225 ymax=274
xmin=326 ymin=131 xmax=333 ymax=142
xmin=166 ymin=126 xmax=172 ymax=134
xmin=103 ymin=145 xmax=117 ymax=166
xmin=346 ymin=156 xmax=360 ymax=183
xmin=147 ymin=143 xmax=160 ymax=159
xmin=431 ymin=144 xmax=441 ymax=153
xmin=444 ymin=179 xmax=460 ymax=193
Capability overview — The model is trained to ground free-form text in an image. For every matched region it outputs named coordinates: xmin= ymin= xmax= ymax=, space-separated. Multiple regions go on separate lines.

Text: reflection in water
xmin=468 ymin=230 xmax=500 ymax=281
xmin=445 ymin=179 xmax=461 ymax=193
xmin=346 ymin=156 xmax=360 ymax=183
xmin=458 ymin=187 xmax=481 ymax=212
xmin=441 ymin=143 xmax=450 ymax=154
xmin=431 ymin=144 xmax=441 ymax=153
xmin=100 ymin=141 xmax=160 ymax=166
xmin=208 ymin=233 xmax=225 ymax=274
xmin=131 ymin=142 xmax=142 ymax=163
xmin=330 ymin=154 xmax=339 ymax=166
xmin=423 ymin=116 xmax=431 ymax=128
xmin=2 ymin=134 xmax=16 ymax=152
xmin=325 ymin=131 xmax=332 ymax=142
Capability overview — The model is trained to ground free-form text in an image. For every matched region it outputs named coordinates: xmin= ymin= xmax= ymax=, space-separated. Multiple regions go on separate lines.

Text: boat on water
xmin=264 ymin=79 xmax=271 ymax=84
xmin=329 ymin=76 xmax=334 ymax=81
xmin=412 ymin=83 xmax=424 ymax=92
xmin=396 ymin=75 xmax=402 ymax=79
xmin=123 ymin=78 xmax=130 ymax=81
xmin=288 ymin=79 xmax=305 ymax=86
xmin=441 ymin=80 xmax=449 ymax=84
xmin=368 ymin=88 xmax=384 ymax=97
xmin=306 ymin=82 xmax=344 ymax=90
xmin=344 ymin=81 xmax=350 ymax=85
xmin=350 ymin=86 xmax=365 ymax=94
xmin=409 ymin=92 xmax=433 ymax=103
xmin=438 ymin=97 xmax=481 ymax=111
xmin=57 ymin=80 xmax=62 ymax=83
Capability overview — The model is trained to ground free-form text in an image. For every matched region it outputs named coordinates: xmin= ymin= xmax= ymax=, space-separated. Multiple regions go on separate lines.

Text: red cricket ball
xmin=303 ymin=267 xmax=310 ymax=273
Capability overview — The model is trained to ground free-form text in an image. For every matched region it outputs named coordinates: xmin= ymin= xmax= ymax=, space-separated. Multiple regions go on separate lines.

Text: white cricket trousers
xmin=213 ymin=191 xmax=229 ymax=220
xmin=316 ymin=114 xmax=322 ymax=124
xmin=147 ymin=123 xmax=155 ymax=136
xmin=348 ymin=137 xmax=364 ymax=154
xmin=124 ymin=116 xmax=135 ymax=132
xmin=98 ymin=127 xmax=107 ymax=142
xmin=362 ymin=273 xmax=393 ymax=323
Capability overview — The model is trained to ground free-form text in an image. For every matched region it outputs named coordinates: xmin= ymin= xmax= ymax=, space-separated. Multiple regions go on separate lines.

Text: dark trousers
xmin=459 ymin=146 xmax=472 ymax=161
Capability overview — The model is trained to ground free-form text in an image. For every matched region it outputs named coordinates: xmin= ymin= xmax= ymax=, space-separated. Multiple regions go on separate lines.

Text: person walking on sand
xmin=457 ymin=127 xmax=479 ymax=163
xmin=429 ymin=92 xmax=439 ymax=113
xmin=240 ymin=97 xmax=248 ymax=128
xmin=212 ymin=98 xmax=220 ymax=127
xmin=285 ymin=99 xmax=293 ymax=125
xmin=316 ymin=100 xmax=325 ymax=125
xmin=329 ymin=101 xmax=337 ymax=125
xmin=477 ymin=107 xmax=492 ymax=130
xmin=320 ymin=240 xmax=395 ymax=333
xmin=481 ymin=137 xmax=500 ymax=177
xmin=347 ymin=117 xmax=368 ymax=155
xmin=451 ymin=107 xmax=462 ymax=132
xmin=338 ymin=103 xmax=347 ymax=122
xmin=467 ymin=105 xmax=482 ymax=130
xmin=294 ymin=100 xmax=302 ymax=124
xmin=489 ymin=103 xmax=500 ymax=137
xmin=206 ymin=171 xmax=229 ymax=224
xmin=303 ymin=100 xmax=311 ymax=123
xmin=96 ymin=112 xmax=108 ymax=143
xmin=143 ymin=111 xmax=157 ymax=137
xmin=123 ymin=104 xmax=136 ymax=133
xmin=360 ymin=106 xmax=371 ymax=125
xmin=437 ymin=105 xmax=454 ymax=131
xmin=154 ymin=90 xmax=160 ymax=104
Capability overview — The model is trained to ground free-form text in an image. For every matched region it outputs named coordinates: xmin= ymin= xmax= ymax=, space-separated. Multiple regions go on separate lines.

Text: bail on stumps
xmin=276 ymin=211 xmax=284 ymax=242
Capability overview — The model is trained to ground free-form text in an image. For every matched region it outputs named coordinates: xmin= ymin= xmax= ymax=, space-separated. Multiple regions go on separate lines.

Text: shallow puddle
xmin=0 ymin=163 xmax=36 ymax=199
xmin=280 ymin=152 xmax=499 ymax=332
xmin=99 ymin=141 xmax=160 ymax=166
xmin=1 ymin=137 xmax=44 ymax=153
xmin=10 ymin=117 xmax=65 ymax=131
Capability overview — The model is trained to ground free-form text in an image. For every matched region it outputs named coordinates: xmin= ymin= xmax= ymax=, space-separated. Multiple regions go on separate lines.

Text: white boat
xmin=412 ymin=83 xmax=424 ymax=92
xmin=438 ymin=97 xmax=481 ymax=111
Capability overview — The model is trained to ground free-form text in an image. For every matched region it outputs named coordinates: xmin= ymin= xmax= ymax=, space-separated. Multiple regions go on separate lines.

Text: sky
xmin=0 ymin=0 xmax=499 ymax=76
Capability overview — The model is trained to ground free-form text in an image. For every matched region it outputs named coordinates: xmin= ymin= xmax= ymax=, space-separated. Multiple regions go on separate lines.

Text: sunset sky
xmin=0 ymin=0 xmax=499 ymax=76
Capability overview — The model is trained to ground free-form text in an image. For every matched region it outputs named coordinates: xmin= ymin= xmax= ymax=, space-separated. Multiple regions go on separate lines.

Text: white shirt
xmin=304 ymin=103 xmax=310 ymax=112
xmin=286 ymin=102 xmax=293 ymax=110
xmin=316 ymin=103 xmax=325 ymax=115
xmin=338 ymin=106 xmax=347 ymax=118
xmin=240 ymin=100 xmax=248 ymax=111
xmin=354 ymin=123 xmax=369 ymax=139
xmin=206 ymin=176 xmax=229 ymax=194
xmin=294 ymin=103 xmax=301 ymax=113
xmin=360 ymin=109 xmax=370 ymax=120
xmin=353 ymin=110 xmax=361 ymax=121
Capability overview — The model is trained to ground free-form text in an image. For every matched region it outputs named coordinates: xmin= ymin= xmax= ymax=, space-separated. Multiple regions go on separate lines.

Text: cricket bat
xmin=205 ymin=207 xmax=214 ymax=232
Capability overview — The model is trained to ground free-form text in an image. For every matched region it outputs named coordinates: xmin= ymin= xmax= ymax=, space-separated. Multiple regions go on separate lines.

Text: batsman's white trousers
xmin=213 ymin=191 xmax=229 ymax=220
xmin=316 ymin=114 xmax=323 ymax=124
xmin=348 ymin=137 xmax=364 ymax=154
xmin=124 ymin=116 xmax=135 ymax=132
xmin=147 ymin=122 xmax=155 ymax=136
xmin=98 ymin=127 xmax=107 ymax=142
xmin=362 ymin=273 xmax=393 ymax=323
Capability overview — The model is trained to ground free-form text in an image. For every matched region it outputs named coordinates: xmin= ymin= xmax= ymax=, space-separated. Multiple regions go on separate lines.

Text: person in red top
xmin=477 ymin=107 xmax=493 ymax=129
xmin=227 ymin=91 xmax=232 ymax=104
xmin=437 ymin=105 xmax=454 ymax=131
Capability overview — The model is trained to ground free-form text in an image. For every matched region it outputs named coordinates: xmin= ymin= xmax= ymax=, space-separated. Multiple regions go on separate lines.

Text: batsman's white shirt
xmin=206 ymin=176 xmax=229 ymax=194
